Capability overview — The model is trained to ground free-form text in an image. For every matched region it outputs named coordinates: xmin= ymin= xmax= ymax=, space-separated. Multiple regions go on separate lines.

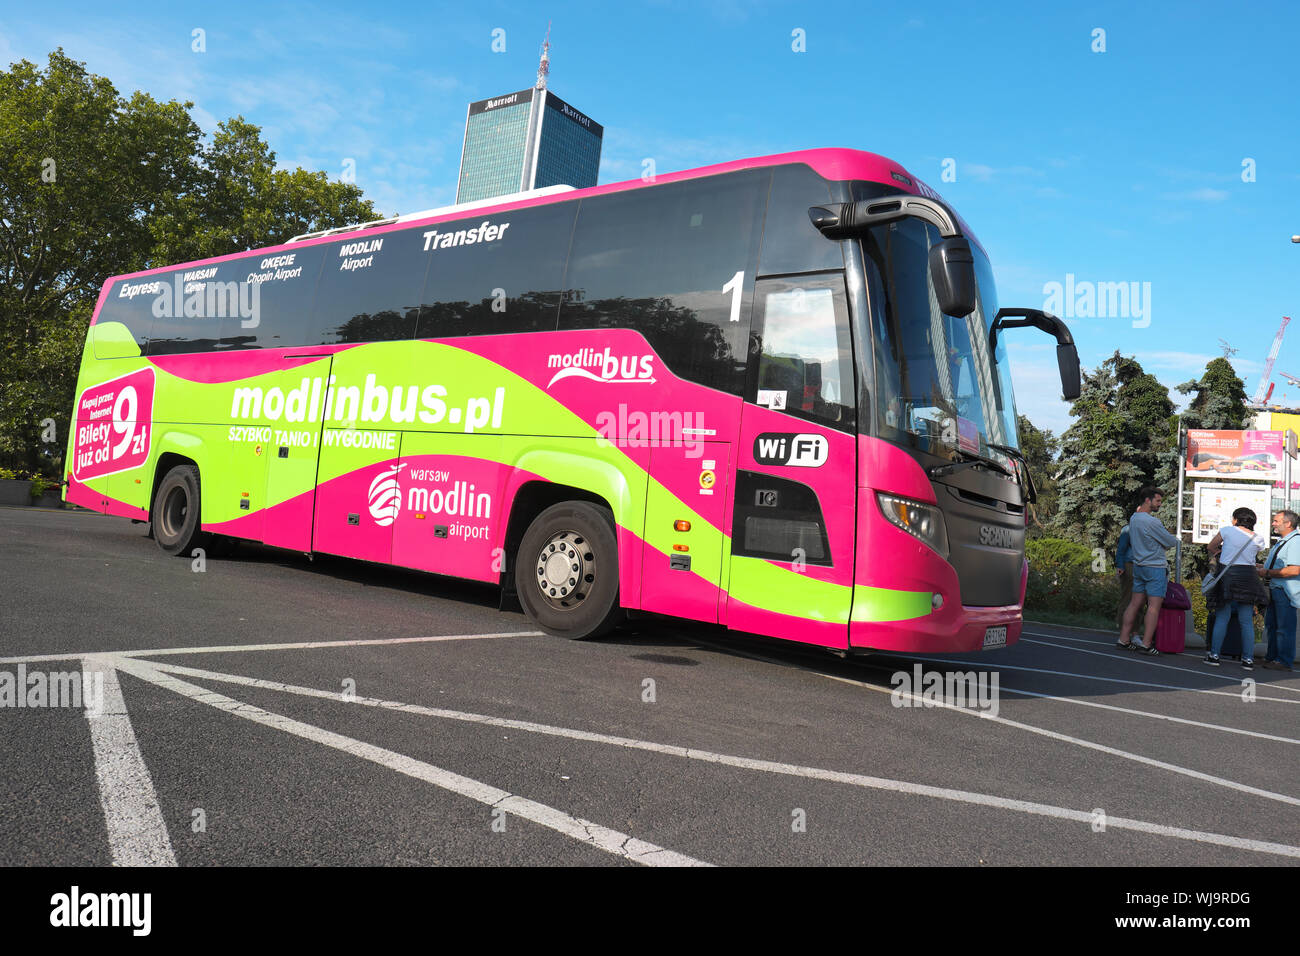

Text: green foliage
xmin=0 ymin=50 xmax=380 ymax=472
xmin=1177 ymin=357 xmax=1250 ymax=431
xmin=1025 ymin=536 xmax=1120 ymax=615
xmin=1052 ymin=351 xmax=1177 ymax=551
xmin=1017 ymin=414 xmax=1060 ymax=535
xmin=0 ymin=467 xmax=19 ymax=480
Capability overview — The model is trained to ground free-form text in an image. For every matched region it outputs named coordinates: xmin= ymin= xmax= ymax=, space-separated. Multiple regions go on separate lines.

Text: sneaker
xmin=1203 ymin=654 xmax=1220 ymax=666
xmin=1242 ymin=660 xmax=1254 ymax=670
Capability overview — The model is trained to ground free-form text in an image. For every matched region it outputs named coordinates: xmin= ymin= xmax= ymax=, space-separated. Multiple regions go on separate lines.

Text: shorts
xmin=1132 ymin=565 xmax=1168 ymax=597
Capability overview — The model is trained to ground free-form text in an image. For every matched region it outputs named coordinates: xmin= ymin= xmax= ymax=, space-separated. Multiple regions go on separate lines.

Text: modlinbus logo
xmin=367 ymin=464 xmax=403 ymax=526
xmin=546 ymin=347 xmax=655 ymax=388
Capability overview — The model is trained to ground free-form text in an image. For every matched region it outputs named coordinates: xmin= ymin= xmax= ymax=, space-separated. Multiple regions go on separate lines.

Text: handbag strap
xmin=1218 ymin=528 xmax=1254 ymax=568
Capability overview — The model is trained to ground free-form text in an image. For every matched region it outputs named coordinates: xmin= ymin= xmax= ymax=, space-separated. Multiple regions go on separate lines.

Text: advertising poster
xmin=1191 ymin=482 xmax=1274 ymax=545
xmin=1186 ymin=430 xmax=1285 ymax=482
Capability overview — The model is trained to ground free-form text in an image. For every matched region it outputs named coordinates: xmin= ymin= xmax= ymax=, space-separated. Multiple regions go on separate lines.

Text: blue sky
xmin=3 ymin=0 xmax=1298 ymax=436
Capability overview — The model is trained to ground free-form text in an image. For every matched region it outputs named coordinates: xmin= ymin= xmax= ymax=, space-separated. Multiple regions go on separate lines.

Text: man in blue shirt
xmin=1118 ymin=486 xmax=1180 ymax=653
xmin=1258 ymin=509 xmax=1300 ymax=671
xmin=1115 ymin=525 xmax=1133 ymax=629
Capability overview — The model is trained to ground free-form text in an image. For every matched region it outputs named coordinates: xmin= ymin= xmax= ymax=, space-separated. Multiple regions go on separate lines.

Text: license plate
xmin=982 ymin=626 xmax=1008 ymax=649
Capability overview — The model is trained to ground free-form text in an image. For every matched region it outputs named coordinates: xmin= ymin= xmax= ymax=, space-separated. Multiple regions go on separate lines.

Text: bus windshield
xmin=861 ymin=216 xmax=1019 ymax=463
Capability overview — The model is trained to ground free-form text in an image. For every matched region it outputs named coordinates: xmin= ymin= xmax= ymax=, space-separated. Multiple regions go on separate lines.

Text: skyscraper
xmin=455 ymin=32 xmax=604 ymax=204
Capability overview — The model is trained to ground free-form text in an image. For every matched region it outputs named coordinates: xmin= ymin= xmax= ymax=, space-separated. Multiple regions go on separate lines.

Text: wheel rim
xmin=533 ymin=529 xmax=595 ymax=610
xmin=160 ymin=485 xmax=189 ymax=540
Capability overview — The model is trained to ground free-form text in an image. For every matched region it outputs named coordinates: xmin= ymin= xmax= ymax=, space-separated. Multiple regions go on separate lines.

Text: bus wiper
xmin=927 ymin=448 xmax=1014 ymax=480
xmin=987 ymin=442 xmax=1038 ymax=504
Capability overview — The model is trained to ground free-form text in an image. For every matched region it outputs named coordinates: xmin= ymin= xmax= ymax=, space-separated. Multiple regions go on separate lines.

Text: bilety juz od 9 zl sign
xmin=65 ymin=148 xmax=1080 ymax=651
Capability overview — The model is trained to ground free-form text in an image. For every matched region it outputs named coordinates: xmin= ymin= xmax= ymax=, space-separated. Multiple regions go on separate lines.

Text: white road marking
xmin=133 ymin=658 xmax=1300 ymax=859
xmin=111 ymin=657 xmax=708 ymax=868
xmin=685 ymin=639 xmax=1300 ymax=808
xmin=0 ymin=631 xmax=544 ymax=665
xmin=82 ymin=658 xmax=177 ymax=867
xmin=913 ymin=655 xmax=1300 ymax=705
xmin=1021 ymin=633 xmax=1300 ymax=696
xmin=994 ymin=682 xmax=1300 ymax=744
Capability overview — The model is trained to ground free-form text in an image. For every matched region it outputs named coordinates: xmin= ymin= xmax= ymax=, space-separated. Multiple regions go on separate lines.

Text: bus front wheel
xmin=152 ymin=464 xmax=206 ymax=557
xmin=517 ymin=502 xmax=624 ymax=639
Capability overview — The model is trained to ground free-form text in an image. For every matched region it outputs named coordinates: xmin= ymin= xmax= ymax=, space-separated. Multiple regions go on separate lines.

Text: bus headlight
xmin=876 ymin=493 xmax=949 ymax=559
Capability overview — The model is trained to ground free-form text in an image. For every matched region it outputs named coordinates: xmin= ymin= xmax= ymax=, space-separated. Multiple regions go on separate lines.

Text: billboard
xmin=1186 ymin=429 xmax=1286 ymax=482
xmin=1191 ymin=482 xmax=1273 ymax=545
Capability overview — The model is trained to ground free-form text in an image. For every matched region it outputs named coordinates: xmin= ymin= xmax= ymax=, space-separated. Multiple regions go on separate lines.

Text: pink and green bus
xmin=65 ymin=148 xmax=1079 ymax=652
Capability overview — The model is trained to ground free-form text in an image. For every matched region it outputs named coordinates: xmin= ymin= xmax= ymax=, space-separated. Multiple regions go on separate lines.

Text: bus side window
xmin=559 ymin=170 xmax=766 ymax=395
xmin=218 ymin=245 xmax=326 ymax=351
xmin=310 ymin=223 xmax=430 ymax=344
xmin=416 ymin=203 xmax=574 ymax=339
xmin=746 ymin=275 xmax=854 ymax=431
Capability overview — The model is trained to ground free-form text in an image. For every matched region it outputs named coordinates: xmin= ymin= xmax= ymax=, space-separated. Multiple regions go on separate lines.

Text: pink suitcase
xmin=1155 ymin=608 xmax=1185 ymax=653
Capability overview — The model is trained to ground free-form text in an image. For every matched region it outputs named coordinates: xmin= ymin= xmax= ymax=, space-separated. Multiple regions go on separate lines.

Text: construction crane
xmin=1251 ymin=316 xmax=1292 ymax=406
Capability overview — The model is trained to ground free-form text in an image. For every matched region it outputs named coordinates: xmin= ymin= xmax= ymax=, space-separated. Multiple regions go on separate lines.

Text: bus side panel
xmin=391 ymin=439 xmax=505 ymax=583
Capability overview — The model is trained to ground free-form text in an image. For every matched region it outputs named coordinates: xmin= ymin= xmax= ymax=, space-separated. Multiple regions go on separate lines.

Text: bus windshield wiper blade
xmin=987 ymin=442 xmax=1038 ymax=503
xmin=927 ymin=448 xmax=1014 ymax=480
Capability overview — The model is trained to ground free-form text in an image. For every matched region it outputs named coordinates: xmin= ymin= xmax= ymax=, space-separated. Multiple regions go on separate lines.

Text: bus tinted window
xmin=97 ymin=277 xmax=164 ymax=355
xmin=222 ymin=245 xmax=327 ymax=350
xmin=310 ymin=227 xmax=431 ymax=344
xmin=758 ymin=164 xmax=842 ymax=276
xmin=559 ymin=170 xmax=766 ymax=394
xmin=416 ymin=203 xmax=575 ymax=339
xmin=144 ymin=261 xmax=245 ymax=355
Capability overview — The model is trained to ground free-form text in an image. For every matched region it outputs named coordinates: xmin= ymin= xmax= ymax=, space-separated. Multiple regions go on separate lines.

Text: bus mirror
xmin=989 ymin=308 xmax=1082 ymax=400
xmin=1057 ymin=343 xmax=1082 ymax=400
xmin=929 ymin=237 xmax=976 ymax=317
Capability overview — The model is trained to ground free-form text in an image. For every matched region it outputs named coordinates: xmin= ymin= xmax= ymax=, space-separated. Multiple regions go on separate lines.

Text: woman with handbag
xmin=1204 ymin=508 xmax=1268 ymax=668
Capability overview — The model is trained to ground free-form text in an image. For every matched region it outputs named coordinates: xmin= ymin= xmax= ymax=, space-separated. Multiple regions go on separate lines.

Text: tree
xmin=1176 ymin=357 xmax=1250 ymax=431
xmin=0 ymin=51 xmax=380 ymax=473
xmin=0 ymin=50 xmax=202 ymax=471
xmin=149 ymin=117 xmax=378 ymax=264
xmin=1016 ymin=414 xmax=1060 ymax=535
xmin=1053 ymin=351 xmax=1175 ymax=552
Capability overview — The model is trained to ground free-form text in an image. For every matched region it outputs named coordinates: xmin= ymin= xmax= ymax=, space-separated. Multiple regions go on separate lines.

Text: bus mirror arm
xmin=808 ymin=195 xmax=962 ymax=239
xmin=809 ymin=196 xmax=977 ymax=316
xmin=990 ymin=309 xmax=1082 ymax=401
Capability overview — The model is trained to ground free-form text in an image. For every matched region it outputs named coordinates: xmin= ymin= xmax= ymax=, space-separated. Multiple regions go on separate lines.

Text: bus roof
xmin=94 ymin=147 xmax=965 ymax=306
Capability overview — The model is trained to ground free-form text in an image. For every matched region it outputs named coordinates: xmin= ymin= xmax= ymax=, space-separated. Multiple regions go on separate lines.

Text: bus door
xmin=725 ymin=275 xmax=857 ymax=647
xmin=263 ymin=352 xmax=333 ymax=552
xmin=640 ymin=441 xmax=731 ymax=623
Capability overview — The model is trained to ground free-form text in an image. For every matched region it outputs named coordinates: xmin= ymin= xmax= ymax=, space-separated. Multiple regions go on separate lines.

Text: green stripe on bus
xmin=727 ymin=555 xmax=853 ymax=623
xmin=850 ymin=585 xmax=933 ymax=623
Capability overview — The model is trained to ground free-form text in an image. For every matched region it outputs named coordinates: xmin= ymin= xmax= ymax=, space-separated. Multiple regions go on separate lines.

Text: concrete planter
xmin=33 ymin=489 xmax=64 ymax=508
xmin=0 ymin=478 xmax=33 ymax=506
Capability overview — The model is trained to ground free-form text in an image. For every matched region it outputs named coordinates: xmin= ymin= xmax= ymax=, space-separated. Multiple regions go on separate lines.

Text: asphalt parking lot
xmin=2 ymin=506 xmax=1297 ymax=866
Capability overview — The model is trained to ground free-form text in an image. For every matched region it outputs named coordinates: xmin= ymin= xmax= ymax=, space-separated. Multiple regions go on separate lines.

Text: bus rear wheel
xmin=152 ymin=464 xmax=206 ymax=557
xmin=517 ymin=502 xmax=623 ymax=639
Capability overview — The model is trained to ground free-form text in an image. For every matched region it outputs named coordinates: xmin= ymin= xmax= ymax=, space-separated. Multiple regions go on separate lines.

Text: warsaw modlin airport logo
xmin=368 ymin=464 xmax=404 ymax=526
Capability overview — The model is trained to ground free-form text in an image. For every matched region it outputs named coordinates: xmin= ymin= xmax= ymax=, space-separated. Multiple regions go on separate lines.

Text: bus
xmin=65 ymin=147 xmax=1079 ymax=652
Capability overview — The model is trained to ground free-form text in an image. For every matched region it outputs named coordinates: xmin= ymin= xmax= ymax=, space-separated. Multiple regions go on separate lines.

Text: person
xmin=1117 ymin=486 xmax=1180 ymax=654
xmin=1203 ymin=508 xmax=1268 ymax=668
xmin=1114 ymin=524 xmax=1134 ymax=629
xmin=1258 ymin=509 xmax=1300 ymax=672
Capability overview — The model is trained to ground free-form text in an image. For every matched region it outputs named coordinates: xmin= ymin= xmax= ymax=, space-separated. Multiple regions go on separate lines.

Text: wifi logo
xmin=367 ymin=464 xmax=403 ymax=526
